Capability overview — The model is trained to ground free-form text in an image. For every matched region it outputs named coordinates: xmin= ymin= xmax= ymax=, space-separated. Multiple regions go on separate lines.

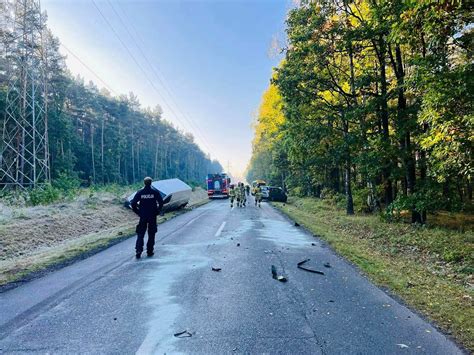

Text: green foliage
xmin=28 ymin=185 xmax=61 ymax=206
xmin=52 ymin=173 xmax=81 ymax=198
xmin=0 ymin=3 xmax=222 ymax=191
xmin=247 ymin=0 xmax=473 ymax=222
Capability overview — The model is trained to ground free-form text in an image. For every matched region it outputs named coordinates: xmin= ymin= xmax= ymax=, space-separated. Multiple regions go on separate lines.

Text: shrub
xmin=52 ymin=173 xmax=81 ymax=197
xmin=28 ymin=184 xmax=61 ymax=206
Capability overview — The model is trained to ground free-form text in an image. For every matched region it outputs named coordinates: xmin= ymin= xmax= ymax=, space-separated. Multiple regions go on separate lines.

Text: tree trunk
xmin=377 ymin=35 xmax=393 ymax=205
xmin=101 ymin=118 xmax=104 ymax=184
xmin=90 ymin=123 xmax=96 ymax=183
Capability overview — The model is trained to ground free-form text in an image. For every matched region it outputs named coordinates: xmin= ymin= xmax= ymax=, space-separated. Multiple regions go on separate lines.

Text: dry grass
xmin=274 ymin=197 xmax=474 ymax=351
xmin=0 ymin=188 xmax=208 ymax=286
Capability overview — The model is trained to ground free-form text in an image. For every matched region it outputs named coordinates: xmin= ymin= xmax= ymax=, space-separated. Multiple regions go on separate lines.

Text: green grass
xmin=0 ymin=208 xmax=189 ymax=288
xmin=273 ymin=197 xmax=474 ymax=351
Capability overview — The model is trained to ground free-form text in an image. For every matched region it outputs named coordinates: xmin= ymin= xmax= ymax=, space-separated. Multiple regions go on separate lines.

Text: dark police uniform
xmin=131 ymin=185 xmax=164 ymax=255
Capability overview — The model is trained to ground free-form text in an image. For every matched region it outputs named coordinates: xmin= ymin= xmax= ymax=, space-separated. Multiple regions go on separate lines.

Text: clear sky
xmin=42 ymin=0 xmax=289 ymax=181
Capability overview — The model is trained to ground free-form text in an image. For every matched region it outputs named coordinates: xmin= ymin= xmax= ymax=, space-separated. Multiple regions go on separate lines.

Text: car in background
xmin=260 ymin=186 xmax=270 ymax=199
xmin=267 ymin=186 xmax=288 ymax=203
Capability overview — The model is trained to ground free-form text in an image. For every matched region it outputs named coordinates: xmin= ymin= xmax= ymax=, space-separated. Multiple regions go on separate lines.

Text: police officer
xmin=229 ymin=184 xmax=236 ymax=208
xmin=131 ymin=177 xmax=164 ymax=258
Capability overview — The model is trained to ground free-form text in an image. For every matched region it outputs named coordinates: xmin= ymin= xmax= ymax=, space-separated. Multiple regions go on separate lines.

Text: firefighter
xmin=229 ymin=184 xmax=236 ymax=207
xmin=131 ymin=177 xmax=164 ymax=259
xmin=240 ymin=182 xmax=247 ymax=207
xmin=236 ymin=182 xmax=241 ymax=207
xmin=245 ymin=184 xmax=250 ymax=196
xmin=254 ymin=184 xmax=262 ymax=207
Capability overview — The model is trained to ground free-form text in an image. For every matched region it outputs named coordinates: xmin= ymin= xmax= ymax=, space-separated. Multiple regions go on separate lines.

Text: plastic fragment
xmin=323 ymin=262 xmax=331 ymax=268
xmin=396 ymin=344 xmax=409 ymax=349
xmin=297 ymin=259 xmax=325 ymax=275
xmin=271 ymin=265 xmax=288 ymax=282
xmin=294 ymin=222 xmax=300 ymax=227
xmin=174 ymin=330 xmax=193 ymax=338
xmin=212 ymin=267 xmax=222 ymax=272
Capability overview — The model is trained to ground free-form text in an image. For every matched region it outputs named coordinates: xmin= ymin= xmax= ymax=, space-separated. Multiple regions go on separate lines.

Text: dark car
xmin=267 ymin=186 xmax=287 ymax=202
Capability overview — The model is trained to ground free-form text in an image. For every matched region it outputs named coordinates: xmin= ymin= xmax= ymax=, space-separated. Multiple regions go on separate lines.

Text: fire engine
xmin=207 ymin=173 xmax=230 ymax=198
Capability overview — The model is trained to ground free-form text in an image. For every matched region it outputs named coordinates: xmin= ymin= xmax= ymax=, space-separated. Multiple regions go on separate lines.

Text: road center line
xmin=215 ymin=221 xmax=226 ymax=237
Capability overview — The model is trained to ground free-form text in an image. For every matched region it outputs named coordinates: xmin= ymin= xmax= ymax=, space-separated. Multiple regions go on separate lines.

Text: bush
xmin=28 ymin=184 xmax=61 ymax=206
xmin=352 ymin=187 xmax=372 ymax=213
xmin=52 ymin=173 xmax=81 ymax=197
xmin=291 ymin=186 xmax=305 ymax=197
xmin=383 ymin=186 xmax=446 ymax=223
xmin=320 ymin=187 xmax=345 ymax=209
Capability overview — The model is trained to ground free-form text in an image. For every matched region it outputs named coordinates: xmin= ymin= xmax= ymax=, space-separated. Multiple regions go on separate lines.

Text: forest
xmin=0 ymin=1 xmax=222 ymax=194
xmin=247 ymin=0 xmax=473 ymax=223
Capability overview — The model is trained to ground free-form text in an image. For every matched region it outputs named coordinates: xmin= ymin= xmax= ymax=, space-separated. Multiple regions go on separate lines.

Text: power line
xmin=108 ymin=0 xmax=215 ymax=155
xmin=91 ymin=0 xmax=213 ymax=156
xmin=60 ymin=43 xmax=118 ymax=95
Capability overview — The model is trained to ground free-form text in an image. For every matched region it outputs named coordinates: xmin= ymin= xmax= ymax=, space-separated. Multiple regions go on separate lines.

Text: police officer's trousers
xmin=135 ymin=216 xmax=157 ymax=253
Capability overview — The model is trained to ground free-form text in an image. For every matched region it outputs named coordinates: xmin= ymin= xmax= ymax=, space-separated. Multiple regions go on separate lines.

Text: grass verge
xmin=0 ymin=200 xmax=208 ymax=291
xmin=273 ymin=197 xmax=473 ymax=351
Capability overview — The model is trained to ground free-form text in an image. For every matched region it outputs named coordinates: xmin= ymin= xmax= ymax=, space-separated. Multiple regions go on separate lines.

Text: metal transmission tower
xmin=0 ymin=0 xmax=50 ymax=189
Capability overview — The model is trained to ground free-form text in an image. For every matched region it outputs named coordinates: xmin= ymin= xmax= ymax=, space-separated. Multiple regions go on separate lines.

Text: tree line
xmin=247 ymin=0 xmax=472 ymax=222
xmin=0 ymin=0 xmax=222 ymax=189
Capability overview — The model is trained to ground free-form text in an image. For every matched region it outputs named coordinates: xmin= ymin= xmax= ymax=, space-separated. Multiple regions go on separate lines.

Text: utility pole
xmin=1 ymin=0 xmax=50 ymax=189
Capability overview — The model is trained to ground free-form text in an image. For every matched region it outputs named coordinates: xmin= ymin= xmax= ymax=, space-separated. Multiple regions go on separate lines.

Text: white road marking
xmin=215 ymin=221 xmax=227 ymax=237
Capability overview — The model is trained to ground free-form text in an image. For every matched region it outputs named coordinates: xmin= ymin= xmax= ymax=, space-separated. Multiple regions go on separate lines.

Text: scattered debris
xmin=237 ymin=243 xmax=240 ymax=247
xmin=323 ymin=262 xmax=331 ymax=268
xmin=311 ymin=243 xmax=316 ymax=246
xmin=174 ymin=330 xmax=193 ymax=338
xmin=113 ymin=317 xmax=117 ymax=320
xmin=294 ymin=222 xmax=300 ymax=227
xmin=271 ymin=265 xmax=288 ymax=282
xmin=396 ymin=343 xmax=409 ymax=349
xmin=212 ymin=267 xmax=222 ymax=272
xmin=297 ymin=259 xmax=325 ymax=275
xmin=328 ymin=300 xmax=334 ymax=303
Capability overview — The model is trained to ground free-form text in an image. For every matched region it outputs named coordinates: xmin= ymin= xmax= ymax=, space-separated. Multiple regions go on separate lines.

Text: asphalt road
xmin=0 ymin=198 xmax=463 ymax=354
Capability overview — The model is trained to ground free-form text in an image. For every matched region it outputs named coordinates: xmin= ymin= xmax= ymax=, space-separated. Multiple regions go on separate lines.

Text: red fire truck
xmin=207 ymin=173 xmax=230 ymax=198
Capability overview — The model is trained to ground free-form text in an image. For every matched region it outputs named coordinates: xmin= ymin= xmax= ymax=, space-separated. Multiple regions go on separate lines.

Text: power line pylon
xmin=1 ymin=0 xmax=50 ymax=190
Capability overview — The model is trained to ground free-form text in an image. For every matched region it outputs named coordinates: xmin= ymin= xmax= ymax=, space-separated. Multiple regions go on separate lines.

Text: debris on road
xmin=396 ymin=343 xmax=409 ymax=349
xmin=311 ymin=243 xmax=316 ymax=246
xmin=297 ymin=259 xmax=325 ymax=275
xmin=323 ymin=262 xmax=331 ymax=268
xmin=174 ymin=330 xmax=193 ymax=338
xmin=294 ymin=222 xmax=300 ymax=227
xmin=237 ymin=243 xmax=240 ymax=247
xmin=271 ymin=265 xmax=288 ymax=282
xmin=212 ymin=267 xmax=222 ymax=272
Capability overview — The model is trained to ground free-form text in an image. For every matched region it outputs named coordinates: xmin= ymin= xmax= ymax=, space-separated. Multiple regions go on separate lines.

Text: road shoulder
xmin=271 ymin=198 xmax=473 ymax=352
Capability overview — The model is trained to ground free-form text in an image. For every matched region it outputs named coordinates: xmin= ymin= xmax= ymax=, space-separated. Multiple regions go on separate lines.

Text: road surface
xmin=0 ymin=199 xmax=462 ymax=354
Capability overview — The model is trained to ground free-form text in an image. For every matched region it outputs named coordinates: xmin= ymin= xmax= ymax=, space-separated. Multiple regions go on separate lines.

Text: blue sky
xmin=42 ymin=0 xmax=290 ymax=180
